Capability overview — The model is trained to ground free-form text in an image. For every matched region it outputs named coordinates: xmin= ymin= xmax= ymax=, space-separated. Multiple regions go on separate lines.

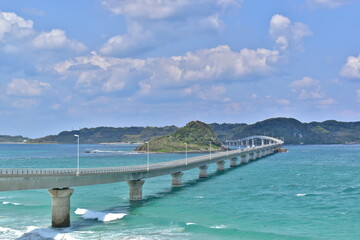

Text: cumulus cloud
xmin=100 ymin=0 xmax=241 ymax=56
xmin=33 ymin=29 xmax=87 ymax=51
xmin=269 ymin=14 xmax=312 ymax=51
xmin=55 ymin=45 xmax=280 ymax=94
xmin=6 ymin=78 xmax=50 ymax=96
xmin=0 ymin=11 xmax=33 ymax=40
xmin=340 ymin=54 xmax=360 ymax=79
xmin=0 ymin=11 xmax=86 ymax=53
xmin=290 ymin=76 xmax=324 ymax=99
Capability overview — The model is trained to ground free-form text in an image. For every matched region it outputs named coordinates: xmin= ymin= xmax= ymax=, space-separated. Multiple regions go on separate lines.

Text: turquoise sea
xmin=0 ymin=144 xmax=359 ymax=240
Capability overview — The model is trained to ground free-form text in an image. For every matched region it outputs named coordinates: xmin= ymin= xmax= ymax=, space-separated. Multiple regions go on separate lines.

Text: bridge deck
xmin=0 ymin=142 xmax=282 ymax=192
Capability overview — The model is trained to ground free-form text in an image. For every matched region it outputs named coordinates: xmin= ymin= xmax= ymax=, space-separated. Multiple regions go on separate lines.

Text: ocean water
xmin=0 ymin=144 xmax=359 ymax=240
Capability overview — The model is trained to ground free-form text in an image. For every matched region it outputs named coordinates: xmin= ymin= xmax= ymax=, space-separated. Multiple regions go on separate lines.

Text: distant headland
xmin=1 ymin=117 xmax=360 ymax=145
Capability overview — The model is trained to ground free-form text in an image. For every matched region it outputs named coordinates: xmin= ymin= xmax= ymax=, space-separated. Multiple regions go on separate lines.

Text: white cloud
xmin=0 ymin=11 xmax=34 ymax=40
xmin=307 ymin=0 xmax=347 ymax=8
xmin=102 ymin=0 xmax=241 ymax=20
xmin=276 ymin=99 xmax=291 ymax=105
xmin=290 ymin=76 xmax=324 ymax=99
xmin=6 ymin=78 xmax=50 ymax=96
xmin=290 ymin=76 xmax=319 ymax=88
xmin=356 ymin=89 xmax=360 ymax=102
xmin=317 ymin=98 xmax=336 ymax=109
xmin=0 ymin=11 xmax=86 ymax=54
xmin=318 ymin=98 xmax=336 ymax=105
xmin=340 ymin=54 xmax=360 ymax=79
xmin=33 ymin=29 xmax=87 ymax=52
xmin=56 ymin=45 xmax=280 ymax=94
xmin=269 ymin=14 xmax=312 ymax=51
xmin=100 ymin=0 xmax=241 ymax=55
xmin=184 ymin=84 xmax=228 ymax=101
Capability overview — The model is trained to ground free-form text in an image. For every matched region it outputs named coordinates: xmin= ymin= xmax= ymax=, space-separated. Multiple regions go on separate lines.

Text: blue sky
xmin=1 ymin=0 xmax=360 ymax=137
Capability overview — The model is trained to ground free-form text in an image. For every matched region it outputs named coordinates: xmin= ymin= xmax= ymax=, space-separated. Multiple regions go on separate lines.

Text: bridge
xmin=0 ymin=136 xmax=283 ymax=228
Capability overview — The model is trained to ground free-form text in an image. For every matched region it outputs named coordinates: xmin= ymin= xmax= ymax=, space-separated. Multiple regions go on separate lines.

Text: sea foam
xmin=2 ymin=201 xmax=21 ymax=205
xmin=75 ymin=208 xmax=126 ymax=222
xmin=6 ymin=226 xmax=76 ymax=240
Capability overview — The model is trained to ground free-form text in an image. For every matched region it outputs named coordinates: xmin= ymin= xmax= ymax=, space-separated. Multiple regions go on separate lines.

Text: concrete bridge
xmin=0 ymin=136 xmax=283 ymax=228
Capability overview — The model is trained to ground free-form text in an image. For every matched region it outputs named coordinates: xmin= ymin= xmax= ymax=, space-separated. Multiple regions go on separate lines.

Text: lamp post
xmin=185 ymin=142 xmax=188 ymax=165
xmin=209 ymin=141 xmax=212 ymax=160
xmin=74 ymin=134 xmax=79 ymax=175
xmin=226 ymin=140 xmax=229 ymax=156
xmin=145 ymin=142 xmax=149 ymax=171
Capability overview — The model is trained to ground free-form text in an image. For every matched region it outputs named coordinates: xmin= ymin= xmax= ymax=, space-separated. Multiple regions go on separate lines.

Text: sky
xmin=1 ymin=0 xmax=360 ymax=137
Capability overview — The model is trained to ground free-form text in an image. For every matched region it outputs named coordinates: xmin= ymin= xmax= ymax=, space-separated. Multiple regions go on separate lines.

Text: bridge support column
xmin=216 ymin=160 xmax=225 ymax=171
xmin=127 ymin=180 xmax=145 ymax=201
xmin=48 ymin=188 xmax=74 ymax=228
xmin=199 ymin=165 xmax=208 ymax=178
xmin=241 ymin=155 xmax=247 ymax=164
xmin=171 ymin=172 xmax=183 ymax=186
xmin=256 ymin=151 xmax=261 ymax=159
xmin=230 ymin=157 xmax=238 ymax=167
xmin=249 ymin=153 xmax=255 ymax=161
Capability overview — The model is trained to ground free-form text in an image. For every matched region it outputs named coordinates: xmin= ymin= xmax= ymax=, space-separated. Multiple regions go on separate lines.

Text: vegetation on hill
xmin=0 ymin=135 xmax=29 ymax=143
xmin=3 ymin=117 xmax=360 ymax=145
xmin=210 ymin=118 xmax=360 ymax=144
xmin=135 ymin=121 xmax=225 ymax=152
xmin=29 ymin=126 xmax=178 ymax=144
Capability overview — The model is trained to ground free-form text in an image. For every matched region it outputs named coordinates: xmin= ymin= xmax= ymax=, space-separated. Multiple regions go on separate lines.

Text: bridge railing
xmin=0 ymin=142 xmax=282 ymax=176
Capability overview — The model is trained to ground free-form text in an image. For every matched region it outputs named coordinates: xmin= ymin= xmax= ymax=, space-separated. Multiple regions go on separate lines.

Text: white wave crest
xmin=0 ymin=227 xmax=23 ymax=237
xmin=75 ymin=208 xmax=126 ymax=222
xmin=2 ymin=201 xmax=21 ymax=205
xmin=296 ymin=193 xmax=307 ymax=197
xmin=210 ymin=225 xmax=227 ymax=229
xmin=186 ymin=222 xmax=196 ymax=225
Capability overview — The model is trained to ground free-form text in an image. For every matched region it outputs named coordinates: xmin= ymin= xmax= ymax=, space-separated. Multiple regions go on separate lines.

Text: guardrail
xmin=0 ymin=142 xmax=282 ymax=177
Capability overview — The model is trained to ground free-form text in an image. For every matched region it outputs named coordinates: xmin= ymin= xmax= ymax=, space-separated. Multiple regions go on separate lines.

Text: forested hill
xmin=2 ymin=118 xmax=360 ymax=145
xmin=29 ymin=126 xmax=178 ymax=144
xmin=209 ymin=118 xmax=360 ymax=145
xmin=135 ymin=121 xmax=224 ymax=152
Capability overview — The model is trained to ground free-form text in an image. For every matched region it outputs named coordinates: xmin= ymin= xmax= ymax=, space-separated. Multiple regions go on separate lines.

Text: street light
xmin=226 ymin=140 xmax=229 ymax=156
xmin=74 ymin=134 xmax=80 ymax=175
xmin=185 ymin=142 xmax=188 ymax=165
xmin=209 ymin=141 xmax=212 ymax=160
xmin=145 ymin=142 xmax=149 ymax=171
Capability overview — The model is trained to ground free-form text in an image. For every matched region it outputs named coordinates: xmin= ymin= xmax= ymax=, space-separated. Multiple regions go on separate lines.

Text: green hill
xmin=210 ymin=118 xmax=360 ymax=144
xmin=29 ymin=126 xmax=178 ymax=144
xmin=4 ymin=117 xmax=360 ymax=145
xmin=0 ymin=135 xmax=29 ymax=143
xmin=135 ymin=121 xmax=225 ymax=152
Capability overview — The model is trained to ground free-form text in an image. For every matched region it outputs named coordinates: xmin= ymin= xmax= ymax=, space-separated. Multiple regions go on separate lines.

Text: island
xmin=135 ymin=121 xmax=225 ymax=152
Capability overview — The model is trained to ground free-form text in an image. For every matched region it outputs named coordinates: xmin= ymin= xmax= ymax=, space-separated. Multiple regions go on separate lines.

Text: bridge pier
xmin=48 ymin=188 xmax=74 ymax=228
xmin=249 ymin=153 xmax=255 ymax=161
xmin=216 ymin=160 xmax=225 ymax=171
xmin=171 ymin=172 xmax=183 ymax=186
xmin=230 ymin=157 xmax=238 ymax=167
xmin=241 ymin=154 xmax=247 ymax=164
xmin=127 ymin=180 xmax=145 ymax=201
xmin=199 ymin=165 xmax=208 ymax=178
xmin=261 ymin=150 xmax=266 ymax=157
xmin=256 ymin=151 xmax=261 ymax=159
